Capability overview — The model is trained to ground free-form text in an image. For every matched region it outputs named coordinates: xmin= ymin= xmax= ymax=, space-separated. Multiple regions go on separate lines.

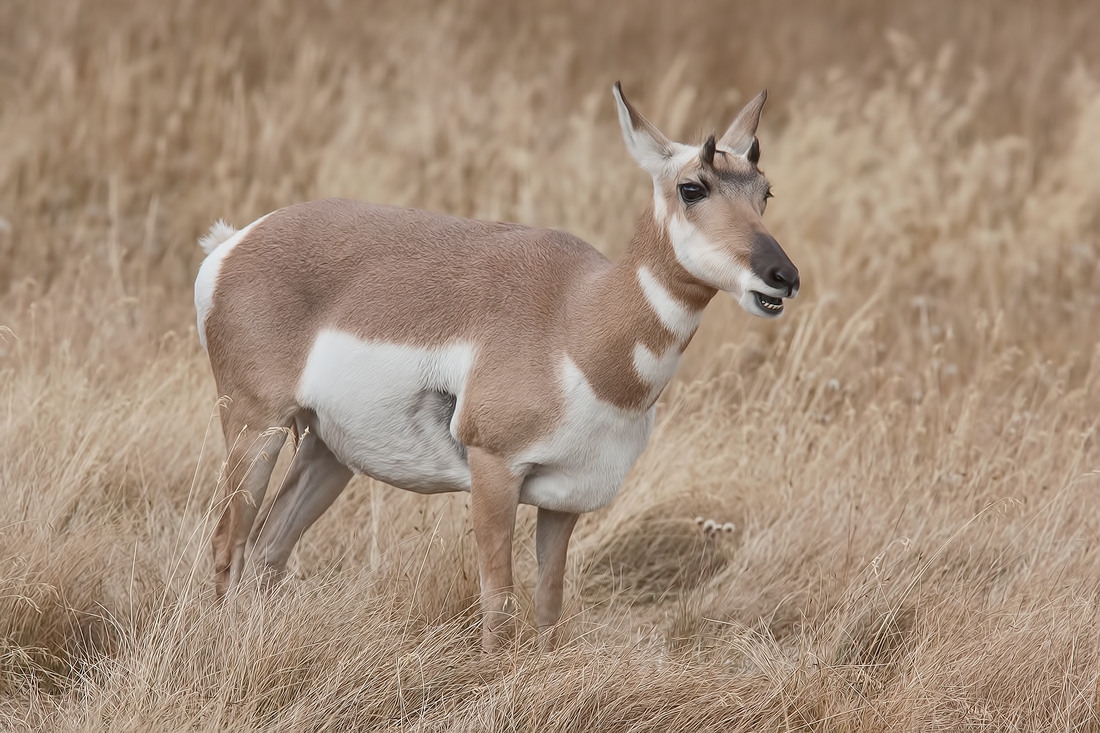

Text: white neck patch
xmin=636 ymin=266 xmax=702 ymax=343
xmin=632 ymin=341 xmax=683 ymax=402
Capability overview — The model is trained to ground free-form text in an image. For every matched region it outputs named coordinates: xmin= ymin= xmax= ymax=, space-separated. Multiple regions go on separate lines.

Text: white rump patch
xmin=636 ymin=266 xmax=702 ymax=342
xmin=198 ymin=219 xmax=238 ymax=254
xmin=296 ymin=330 xmax=475 ymax=493
xmin=194 ymin=213 xmax=270 ymax=350
xmin=514 ymin=356 xmax=655 ymax=513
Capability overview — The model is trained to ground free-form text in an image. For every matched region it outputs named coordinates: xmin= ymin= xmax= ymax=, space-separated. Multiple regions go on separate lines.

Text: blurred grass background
xmin=2 ymin=1 xmax=1100 ymax=730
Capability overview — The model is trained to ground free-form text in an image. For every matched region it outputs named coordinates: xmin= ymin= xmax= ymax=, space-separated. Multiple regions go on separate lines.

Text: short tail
xmin=198 ymin=219 xmax=238 ymax=255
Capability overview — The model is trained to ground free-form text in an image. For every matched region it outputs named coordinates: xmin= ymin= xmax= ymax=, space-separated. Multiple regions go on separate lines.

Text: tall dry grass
xmin=2 ymin=1 xmax=1100 ymax=730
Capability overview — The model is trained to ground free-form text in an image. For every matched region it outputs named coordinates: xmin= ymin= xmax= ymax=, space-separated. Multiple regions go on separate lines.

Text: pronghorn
xmin=194 ymin=82 xmax=798 ymax=650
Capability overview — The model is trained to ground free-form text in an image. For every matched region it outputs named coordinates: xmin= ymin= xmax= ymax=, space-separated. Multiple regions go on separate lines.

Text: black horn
xmin=700 ymin=135 xmax=717 ymax=167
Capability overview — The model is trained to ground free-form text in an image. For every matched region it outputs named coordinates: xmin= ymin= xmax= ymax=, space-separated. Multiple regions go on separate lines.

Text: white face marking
xmin=653 ymin=181 xmax=668 ymax=222
xmin=636 ymin=266 xmax=703 ymax=342
xmin=666 ymin=212 xmax=751 ymax=295
xmin=665 ymin=212 xmax=786 ymax=318
xmin=194 ymin=213 xmax=271 ymax=350
xmin=514 ymin=356 xmax=655 ymax=513
xmin=296 ymin=329 xmax=475 ymax=492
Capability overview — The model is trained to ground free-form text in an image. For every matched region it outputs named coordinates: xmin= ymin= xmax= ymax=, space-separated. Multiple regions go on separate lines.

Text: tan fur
xmin=205 ymin=199 xmax=705 ymax=429
xmin=199 ymin=85 xmax=797 ymax=650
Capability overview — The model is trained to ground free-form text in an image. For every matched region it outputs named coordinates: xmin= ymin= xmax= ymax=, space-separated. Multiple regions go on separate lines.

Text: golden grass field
xmin=3 ymin=1 xmax=1100 ymax=730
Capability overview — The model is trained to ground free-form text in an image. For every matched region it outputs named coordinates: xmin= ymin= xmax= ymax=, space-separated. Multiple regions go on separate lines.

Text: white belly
xmin=296 ymin=332 xmax=653 ymax=513
xmin=296 ymin=329 xmax=474 ymax=492
xmin=514 ymin=357 xmax=655 ymax=514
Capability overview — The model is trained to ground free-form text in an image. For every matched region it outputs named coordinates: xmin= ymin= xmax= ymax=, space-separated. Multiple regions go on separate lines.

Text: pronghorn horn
xmin=700 ymin=135 xmax=717 ymax=167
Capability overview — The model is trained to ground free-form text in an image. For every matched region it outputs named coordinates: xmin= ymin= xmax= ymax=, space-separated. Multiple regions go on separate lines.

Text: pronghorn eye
xmin=678 ymin=182 xmax=708 ymax=205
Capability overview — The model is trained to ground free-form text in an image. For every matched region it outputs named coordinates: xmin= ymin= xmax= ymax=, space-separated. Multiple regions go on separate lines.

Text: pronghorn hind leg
xmin=535 ymin=507 xmax=579 ymax=651
xmin=468 ymin=447 xmax=523 ymax=652
xmin=247 ymin=426 xmax=353 ymax=587
xmin=212 ymin=409 xmax=288 ymax=597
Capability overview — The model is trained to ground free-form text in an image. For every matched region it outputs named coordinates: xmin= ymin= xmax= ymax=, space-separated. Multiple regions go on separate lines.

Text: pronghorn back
xmin=197 ymin=198 xmax=635 ymax=496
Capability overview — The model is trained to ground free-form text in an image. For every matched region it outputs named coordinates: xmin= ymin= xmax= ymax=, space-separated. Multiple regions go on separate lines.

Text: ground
xmin=1 ymin=1 xmax=1099 ymax=730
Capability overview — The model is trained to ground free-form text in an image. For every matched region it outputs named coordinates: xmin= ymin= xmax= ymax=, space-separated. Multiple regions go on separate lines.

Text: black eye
xmin=678 ymin=182 xmax=708 ymax=204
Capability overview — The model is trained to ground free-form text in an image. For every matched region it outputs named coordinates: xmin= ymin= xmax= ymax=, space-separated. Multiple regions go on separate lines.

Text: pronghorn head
xmin=613 ymin=82 xmax=799 ymax=318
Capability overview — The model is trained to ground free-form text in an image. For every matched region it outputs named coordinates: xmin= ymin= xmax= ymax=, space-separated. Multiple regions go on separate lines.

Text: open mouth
xmin=753 ymin=291 xmax=785 ymax=315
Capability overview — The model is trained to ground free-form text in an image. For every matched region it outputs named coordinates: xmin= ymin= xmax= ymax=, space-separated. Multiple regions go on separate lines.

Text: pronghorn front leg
xmin=468 ymin=447 xmax=522 ymax=652
xmin=535 ymin=507 xmax=578 ymax=651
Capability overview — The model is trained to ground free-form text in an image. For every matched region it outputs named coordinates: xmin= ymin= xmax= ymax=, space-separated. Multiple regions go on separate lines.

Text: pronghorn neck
xmin=566 ymin=205 xmax=716 ymax=412
xmin=620 ymin=204 xmax=718 ymax=311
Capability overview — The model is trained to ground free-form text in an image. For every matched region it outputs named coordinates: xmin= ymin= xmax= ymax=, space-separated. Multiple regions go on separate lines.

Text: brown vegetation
xmin=2 ymin=1 xmax=1100 ymax=730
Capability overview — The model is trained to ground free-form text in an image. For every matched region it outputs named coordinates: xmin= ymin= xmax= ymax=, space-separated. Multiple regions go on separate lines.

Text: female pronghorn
xmin=195 ymin=83 xmax=798 ymax=650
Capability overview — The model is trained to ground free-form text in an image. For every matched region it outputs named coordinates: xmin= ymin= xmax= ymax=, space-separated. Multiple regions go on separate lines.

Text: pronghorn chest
xmin=513 ymin=357 xmax=656 ymax=513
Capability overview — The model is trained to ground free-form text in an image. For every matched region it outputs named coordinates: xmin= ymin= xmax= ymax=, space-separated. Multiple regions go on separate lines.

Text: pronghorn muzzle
xmin=749 ymin=230 xmax=799 ymax=316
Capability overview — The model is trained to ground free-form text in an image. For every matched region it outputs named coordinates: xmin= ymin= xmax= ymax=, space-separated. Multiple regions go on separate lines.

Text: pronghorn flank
xmin=195 ymin=83 xmax=798 ymax=651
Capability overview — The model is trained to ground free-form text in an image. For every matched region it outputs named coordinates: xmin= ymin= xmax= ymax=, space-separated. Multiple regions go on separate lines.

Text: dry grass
xmin=3 ymin=1 xmax=1100 ymax=730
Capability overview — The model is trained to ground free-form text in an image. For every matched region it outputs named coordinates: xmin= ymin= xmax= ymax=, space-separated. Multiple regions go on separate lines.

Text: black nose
xmin=751 ymin=230 xmax=799 ymax=297
xmin=765 ymin=265 xmax=800 ymax=296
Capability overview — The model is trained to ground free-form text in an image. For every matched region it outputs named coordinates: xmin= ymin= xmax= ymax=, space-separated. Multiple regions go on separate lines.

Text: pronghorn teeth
xmin=756 ymin=292 xmax=783 ymax=311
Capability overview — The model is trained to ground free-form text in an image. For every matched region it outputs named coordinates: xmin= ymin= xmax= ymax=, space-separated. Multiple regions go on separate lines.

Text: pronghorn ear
xmin=613 ymin=82 xmax=678 ymax=178
xmin=720 ymin=89 xmax=767 ymax=160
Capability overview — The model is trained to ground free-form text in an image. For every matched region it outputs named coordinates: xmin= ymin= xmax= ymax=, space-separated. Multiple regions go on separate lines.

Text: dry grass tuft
xmin=582 ymin=508 xmax=732 ymax=605
xmin=3 ymin=1 xmax=1100 ymax=730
